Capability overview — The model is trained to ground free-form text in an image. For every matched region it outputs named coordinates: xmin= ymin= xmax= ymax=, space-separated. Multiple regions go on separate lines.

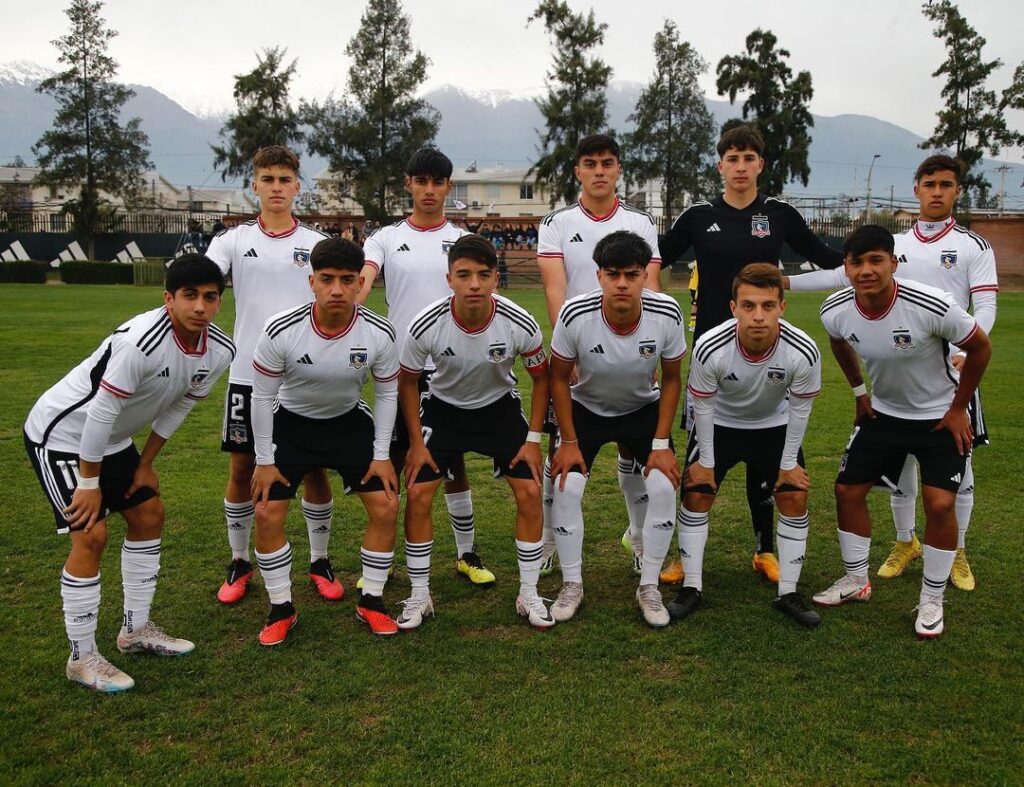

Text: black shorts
xmin=267 ymin=405 xmax=384 ymax=500
xmin=683 ymin=424 xmax=805 ymax=495
xmin=413 ymin=392 xmax=533 ymax=483
xmin=566 ymin=400 xmax=669 ymax=474
xmin=970 ymin=389 xmax=989 ymax=448
xmin=837 ymin=412 xmax=968 ymax=493
xmin=392 ymin=371 xmax=432 ymax=452
xmin=221 ymin=382 xmax=255 ymax=453
xmin=24 ymin=432 xmax=157 ymax=534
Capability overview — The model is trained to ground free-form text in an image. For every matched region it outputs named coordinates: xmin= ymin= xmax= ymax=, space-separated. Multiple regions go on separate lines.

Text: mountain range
xmin=2 ymin=61 xmax=1022 ymax=208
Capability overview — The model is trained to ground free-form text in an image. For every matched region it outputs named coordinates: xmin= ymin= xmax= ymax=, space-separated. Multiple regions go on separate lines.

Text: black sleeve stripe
xmin=780 ymin=330 xmax=820 ymax=367
xmin=495 ymin=303 xmax=540 ymax=335
xmin=140 ymin=324 xmax=172 ymax=356
xmin=266 ymin=304 xmax=311 ymax=337
xmin=642 ymin=294 xmax=684 ymax=317
xmin=779 ymin=325 xmax=821 ymax=362
xmin=643 ymin=303 xmax=683 ymax=326
xmin=561 ymin=302 xmax=603 ymax=328
xmin=558 ymin=294 xmax=603 ymax=323
xmin=360 ymin=310 xmax=397 ymax=341
xmin=244 ymin=218 xmax=258 ymax=226
xmin=136 ymin=311 xmax=171 ymax=352
xmin=208 ymin=331 xmax=236 ymax=359
xmin=620 ymin=203 xmax=656 ymax=224
xmin=267 ymin=310 xmax=309 ymax=339
xmin=299 ymin=222 xmax=331 ymax=240
xmin=694 ymin=330 xmax=735 ymax=365
xmin=897 ymin=283 xmax=952 ymax=312
xmin=409 ymin=301 xmax=450 ymax=338
xmin=819 ymin=288 xmax=855 ymax=316
xmin=953 ymin=226 xmax=990 ymax=251
xmin=896 ymin=292 xmax=948 ymax=317
xmin=541 ymin=203 xmax=578 ymax=227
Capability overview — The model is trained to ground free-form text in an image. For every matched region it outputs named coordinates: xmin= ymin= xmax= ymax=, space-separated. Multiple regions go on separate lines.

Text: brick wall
xmin=970 ymin=216 xmax=1024 ymax=285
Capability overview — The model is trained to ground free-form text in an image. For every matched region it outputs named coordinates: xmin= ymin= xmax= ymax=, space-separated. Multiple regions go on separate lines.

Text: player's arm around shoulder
xmin=357 ymin=226 xmax=387 ymax=304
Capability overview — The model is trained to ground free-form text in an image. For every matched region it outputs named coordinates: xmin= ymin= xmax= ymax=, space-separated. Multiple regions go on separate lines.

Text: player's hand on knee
xmin=854 ymin=394 xmax=875 ymax=425
xmin=65 ymin=487 xmax=103 ymax=532
xmin=251 ymin=464 xmax=288 ymax=507
xmin=934 ymin=405 xmax=973 ymax=456
xmin=645 ymin=449 xmax=681 ymax=489
xmin=509 ymin=442 xmax=543 ymax=485
xmin=775 ymin=465 xmax=810 ymax=491
xmin=363 ymin=459 xmax=398 ymax=500
xmin=404 ymin=445 xmax=438 ymax=490
xmin=551 ymin=443 xmax=586 ymax=490
xmin=684 ymin=463 xmax=717 ymax=492
xmin=125 ymin=463 xmax=159 ymax=499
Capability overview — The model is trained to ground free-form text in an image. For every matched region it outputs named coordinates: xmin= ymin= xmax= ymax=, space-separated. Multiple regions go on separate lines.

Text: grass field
xmin=1 ymin=283 xmax=1022 ymax=784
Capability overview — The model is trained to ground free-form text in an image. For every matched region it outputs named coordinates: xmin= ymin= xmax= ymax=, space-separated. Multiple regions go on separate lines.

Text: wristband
xmin=559 ymin=438 xmax=578 ymax=445
xmin=76 ymin=475 xmax=100 ymax=490
xmin=851 ymin=383 xmax=868 ymax=397
xmin=526 ymin=431 xmax=543 ymax=444
xmin=651 ymin=438 xmax=671 ymax=450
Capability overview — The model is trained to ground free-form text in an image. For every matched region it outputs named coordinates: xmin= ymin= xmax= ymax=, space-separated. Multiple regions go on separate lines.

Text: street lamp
xmin=865 ymin=154 xmax=881 ymax=221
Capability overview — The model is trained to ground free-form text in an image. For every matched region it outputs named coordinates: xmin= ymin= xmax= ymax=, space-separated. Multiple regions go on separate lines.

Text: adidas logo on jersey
xmin=243 ymin=248 xmax=258 ymax=258
xmin=296 ymin=354 xmax=313 ymax=365
xmin=569 ymin=233 xmax=583 ymax=243
xmin=397 ymin=243 xmax=411 ymax=252
xmin=589 ymin=344 xmax=605 ymax=354
xmin=441 ymin=347 xmax=456 ymax=357
xmin=846 ymin=333 xmax=860 ymax=343
xmin=724 ymin=372 xmax=739 ymax=381
xmin=706 ymin=223 xmax=721 ymax=232
xmin=158 ymin=367 xmax=170 ymax=378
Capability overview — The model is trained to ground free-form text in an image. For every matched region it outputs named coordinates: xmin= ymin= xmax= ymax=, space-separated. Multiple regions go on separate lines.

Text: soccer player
xmin=249 ymin=238 xmax=401 ymax=644
xmin=24 ymin=255 xmax=235 ymax=692
xmin=357 ymin=148 xmax=495 ymax=585
xmin=670 ymin=263 xmax=821 ymax=628
xmin=659 ymin=125 xmax=844 ymax=585
xmin=397 ymin=235 xmax=552 ymax=629
xmin=548 ymin=230 xmax=685 ymax=627
xmin=814 ymin=225 xmax=991 ymax=638
xmin=537 ymin=133 xmax=664 ymax=578
xmin=206 ymin=146 xmax=340 ymax=606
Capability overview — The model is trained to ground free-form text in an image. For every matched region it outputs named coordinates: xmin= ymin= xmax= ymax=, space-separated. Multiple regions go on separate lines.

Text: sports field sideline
xmin=1 ymin=283 xmax=1021 ymax=783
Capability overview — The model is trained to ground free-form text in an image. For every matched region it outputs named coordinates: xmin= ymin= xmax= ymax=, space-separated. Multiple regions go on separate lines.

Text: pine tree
xmin=623 ymin=21 xmax=716 ymax=220
xmin=715 ymin=29 xmax=814 ymax=195
xmin=304 ymin=0 xmax=439 ymax=221
xmin=212 ymin=47 xmax=305 ymax=183
xmin=32 ymin=0 xmax=151 ymax=257
xmin=527 ymin=0 xmax=612 ymax=207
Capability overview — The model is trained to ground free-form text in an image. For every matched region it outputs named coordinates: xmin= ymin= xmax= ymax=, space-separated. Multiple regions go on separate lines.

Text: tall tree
xmin=212 ymin=47 xmax=304 ymax=183
xmin=1000 ymin=62 xmax=1024 ymax=152
xmin=715 ymin=29 xmax=814 ymax=195
xmin=921 ymin=0 xmax=1013 ymax=207
xmin=32 ymin=0 xmax=151 ymax=257
xmin=527 ymin=0 xmax=612 ymax=207
xmin=304 ymin=0 xmax=439 ymax=222
xmin=623 ymin=21 xmax=716 ymax=219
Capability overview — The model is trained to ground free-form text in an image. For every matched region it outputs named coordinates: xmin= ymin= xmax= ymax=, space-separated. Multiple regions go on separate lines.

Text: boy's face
xmin=405 ymin=174 xmax=451 ymax=216
xmin=914 ymin=169 xmax=961 ymax=221
xmin=845 ymin=248 xmax=897 ymax=299
xmin=730 ymin=283 xmax=786 ymax=349
xmin=575 ymin=150 xmax=621 ymax=202
xmin=252 ymin=165 xmax=300 ymax=214
xmin=164 ymin=283 xmax=222 ymax=334
xmin=309 ymin=267 xmax=362 ymax=317
xmin=718 ymin=146 xmax=763 ymax=193
xmin=446 ymin=258 xmax=496 ymax=305
xmin=597 ymin=264 xmax=646 ymax=312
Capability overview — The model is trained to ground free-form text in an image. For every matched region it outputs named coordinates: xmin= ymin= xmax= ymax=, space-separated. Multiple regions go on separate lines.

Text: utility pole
xmin=994 ymin=164 xmax=1011 ymax=216
xmin=889 ymin=184 xmax=894 ymax=213
xmin=865 ymin=154 xmax=881 ymax=222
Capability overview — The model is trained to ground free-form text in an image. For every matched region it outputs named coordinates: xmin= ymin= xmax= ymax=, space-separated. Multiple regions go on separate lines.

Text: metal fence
xmin=0 ymin=210 xmax=229 ymax=235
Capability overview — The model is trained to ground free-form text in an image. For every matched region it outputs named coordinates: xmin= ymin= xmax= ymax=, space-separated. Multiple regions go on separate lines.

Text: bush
xmin=0 ymin=261 xmax=50 ymax=284
xmin=60 ymin=261 xmax=134 ymax=285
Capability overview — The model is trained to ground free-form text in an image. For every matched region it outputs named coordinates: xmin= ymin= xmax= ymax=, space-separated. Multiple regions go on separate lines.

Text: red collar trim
xmin=579 ymin=197 xmax=620 ymax=223
xmin=171 ymin=325 xmax=207 ymax=356
xmin=450 ymin=296 xmax=496 ymax=334
xmin=257 ymin=215 xmax=299 ymax=238
xmin=311 ymin=304 xmax=358 ymax=339
xmin=912 ymin=218 xmax=955 ymax=244
xmin=601 ymin=299 xmax=642 ymax=336
xmin=405 ymin=217 xmax=449 ymax=233
xmin=736 ymin=332 xmax=778 ymax=363
xmin=855 ymin=281 xmax=899 ymax=320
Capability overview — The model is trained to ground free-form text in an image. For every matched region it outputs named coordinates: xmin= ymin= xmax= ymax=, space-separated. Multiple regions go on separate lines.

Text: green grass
xmin=1 ymin=284 xmax=1022 ymax=784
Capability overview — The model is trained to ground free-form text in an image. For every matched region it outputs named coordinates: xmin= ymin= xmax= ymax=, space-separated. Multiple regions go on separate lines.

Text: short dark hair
xmin=732 ymin=263 xmax=784 ymax=302
xmin=915 ymin=154 xmax=963 ymax=184
xmin=448 ymin=234 xmax=497 ymax=269
xmin=843 ymin=225 xmax=895 ymax=258
xmin=165 ymin=254 xmax=225 ymax=294
xmin=717 ymin=124 xmax=764 ymax=158
xmin=576 ymin=133 xmax=620 ymax=162
xmin=406 ymin=147 xmax=453 ymax=179
xmin=310 ymin=236 xmax=364 ymax=273
xmin=252 ymin=145 xmax=300 ymax=175
xmin=593 ymin=230 xmax=652 ymax=270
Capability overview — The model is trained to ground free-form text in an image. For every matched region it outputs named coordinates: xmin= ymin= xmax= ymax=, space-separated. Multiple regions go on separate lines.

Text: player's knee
xmin=227 ymin=454 xmax=255 ymax=489
xmin=644 ymin=469 xmax=675 ymax=507
xmin=405 ymin=482 xmax=437 ymax=513
xmin=921 ymin=489 xmax=956 ymax=521
xmin=552 ymin=472 xmax=587 ymax=506
xmin=74 ymin=524 xmax=108 ymax=556
xmin=683 ymin=492 xmax=714 ymax=513
xmin=834 ymin=483 xmax=865 ymax=508
xmin=775 ymin=491 xmax=807 ymax=517
xmin=126 ymin=497 xmax=164 ymax=537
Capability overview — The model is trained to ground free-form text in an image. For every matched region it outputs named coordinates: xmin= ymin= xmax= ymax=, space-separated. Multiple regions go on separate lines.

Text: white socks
xmin=255 ymin=542 xmax=293 ymax=605
xmin=776 ymin=513 xmax=809 ymax=595
xmin=542 ymin=458 xmax=555 ymax=547
xmin=617 ymin=454 xmax=648 ymax=544
xmin=224 ymin=499 xmax=254 ymax=561
xmin=445 ymin=490 xmax=475 ymax=558
xmin=405 ymin=540 xmax=433 ymax=594
xmin=838 ymin=529 xmax=870 ymax=582
xmin=677 ymin=506 xmax=709 ymax=592
xmin=551 ymin=472 xmax=588 ymax=584
xmin=639 ymin=469 xmax=675 ymax=586
xmin=61 ymin=569 xmax=100 ymax=660
xmin=890 ymin=455 xmax=918 ymax=542
xmin=302 ymin=499 xmax=333 ymax=561
xmin=922 ymin=544 xmax=956 ymax=602
xmin=121 ymin=538 xmax=160 ymax=633
xmin=956 ymin=458 xmax=975 ymax=550
xmin=360 ymin=547 xmax=394 ymax=597
xmin=516 ymin=539 xmax=543 ymax=598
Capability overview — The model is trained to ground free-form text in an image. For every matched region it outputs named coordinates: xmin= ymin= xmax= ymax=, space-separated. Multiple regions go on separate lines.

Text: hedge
xmin=0 ymin=260 xmax=50 ymax=284
xmin=60 ymin=261 xmax=134 ymax=285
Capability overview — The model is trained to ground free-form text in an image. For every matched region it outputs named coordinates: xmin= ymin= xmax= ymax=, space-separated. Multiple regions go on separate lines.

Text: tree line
xmin=27 ymin=0 xmax=1024 ymax=257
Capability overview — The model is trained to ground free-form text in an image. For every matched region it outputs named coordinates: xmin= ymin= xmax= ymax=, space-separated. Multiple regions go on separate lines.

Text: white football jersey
xmin=25 ymin=307 xmax=235 ymax=454
xmin=551 ymin=290 xmax=686 ymax=417
xmin=206 ymin=217 xmax=329 ymax=385
xmin=820 ymin=279 xmax=978 ymax=420
xmin=688 ymin=318 xmax=821 ymax=429
xmin=400 ymin=294 xmax=547 ymax=409
xmin=538 ymin=199 xmax=662 ymax=302
xmin=363 ymin=218 xmax=468 ymax=368
xmin=252 ymin=303 xmax=398 ymax=419
xmin=894 ymin=219 xmax=999 ymax=310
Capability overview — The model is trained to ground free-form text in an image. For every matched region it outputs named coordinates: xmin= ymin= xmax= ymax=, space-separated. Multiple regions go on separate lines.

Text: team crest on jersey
xmin=293 ymin=248 xmax=311 ymax=267
xmin=940 ymin=250 xmax=958 ymax=269
xmin=751 ymin=214 xmax=771 ymax=238
xmin=442 ymin=240 xmax=456 ymax=254
xmin=349 ymin=348 xmax=368 ymax=368
xmin=766 ymin=367 xmax=786 ymax=385
xmin=190 ymin=369 xmax=210 ymax=389
xmin=638 ymin=339 xmax=657 ymax=359
xmin=892 ymin=330 xmax=914 ymax=350
xmin=487 ymin=342 xmax=507 ymax=363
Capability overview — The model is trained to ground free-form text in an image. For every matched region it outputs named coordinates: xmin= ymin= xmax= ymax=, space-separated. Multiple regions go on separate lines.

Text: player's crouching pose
xmin=398 ymin=235 xmax=553 ymax=629
xmin=24 ymin=255 xmax=235 ymax=692
xmin=670 ymin=264 xmax=822 ymax=628
xmin=814 ymin=226 xmax=991 ymax=638
xmin=250 ymin=238 xmax=401 ymax=644
xmin=549 ymin=230 xmax=686 ymax=628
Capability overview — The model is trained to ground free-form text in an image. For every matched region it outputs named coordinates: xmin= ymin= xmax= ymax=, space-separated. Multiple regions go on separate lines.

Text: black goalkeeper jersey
xmin=659 ymin=193 xmax=843 ymax=342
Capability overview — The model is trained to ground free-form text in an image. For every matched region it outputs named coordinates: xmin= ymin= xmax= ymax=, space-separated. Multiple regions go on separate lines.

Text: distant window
xmin=519 ymin=184 xmax=534 ymax=200
xmin=487 ymin=184 xmax=500 ymax=201
xmin=445 ymin=183 xmax=468 ymax=209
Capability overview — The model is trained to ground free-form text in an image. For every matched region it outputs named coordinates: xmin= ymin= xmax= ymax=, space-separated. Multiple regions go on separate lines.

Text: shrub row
xmin=59 ymin=261 xmax=135 ymax=285
xmin=0 ymin=261 xmax=50 ymax=283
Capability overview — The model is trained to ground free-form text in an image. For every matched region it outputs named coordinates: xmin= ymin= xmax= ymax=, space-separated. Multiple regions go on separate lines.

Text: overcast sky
xmin=4 ymin=0 xmax=1023 ymax=160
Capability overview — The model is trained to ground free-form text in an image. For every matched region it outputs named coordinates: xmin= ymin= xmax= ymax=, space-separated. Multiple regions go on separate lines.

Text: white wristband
xmin=526 ymin=431 xmax=543 ymax=444
xmin=76 ymin=475 xmax=100 ymax=490
xmin=651 ymin=438 xmax=671 ymax=451
xmin=852 ymin=383 xmax=868 ymax=397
